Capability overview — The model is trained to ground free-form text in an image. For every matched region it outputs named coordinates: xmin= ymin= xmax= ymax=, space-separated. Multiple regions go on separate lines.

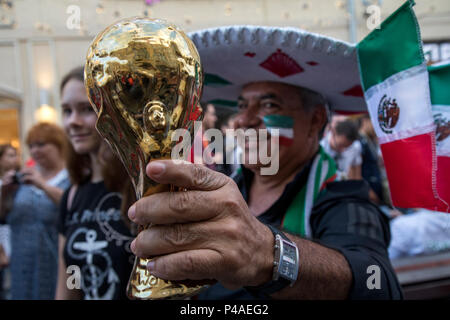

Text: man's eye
xmin=62 ymin=108 xmax=71 ymax=116
xmin=262 ymin=101 xmax=280 ymax=109
xmin=237 ymin=103 xmax=247 ymax=110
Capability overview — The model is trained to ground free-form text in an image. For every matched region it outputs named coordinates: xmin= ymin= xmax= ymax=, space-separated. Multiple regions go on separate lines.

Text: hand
xmin=1 ymin=170 xmax=16 ymax=186
xmin=21 ymin=167 xmax=46 ymax=190
xmin=1 ymin=170 xmax=20 ymax=209
xmin=128 ymin=160 xmax=274 ymax=290
xmin=389 ymin=208 xmax=403 ymax=218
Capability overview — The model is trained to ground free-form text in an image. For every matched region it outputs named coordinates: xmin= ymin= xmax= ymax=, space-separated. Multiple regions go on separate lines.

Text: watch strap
xmin=245 ymin=276 xmax=291 ymax=299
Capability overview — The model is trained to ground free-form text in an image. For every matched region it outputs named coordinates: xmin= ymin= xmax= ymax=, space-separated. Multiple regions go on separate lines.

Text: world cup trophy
xmin=84 ymin=18 xmax=207 ymax=299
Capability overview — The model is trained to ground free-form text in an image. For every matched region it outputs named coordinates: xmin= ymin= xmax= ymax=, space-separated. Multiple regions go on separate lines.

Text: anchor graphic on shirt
xmin=73 ymin=229 xmax=119 ymax=300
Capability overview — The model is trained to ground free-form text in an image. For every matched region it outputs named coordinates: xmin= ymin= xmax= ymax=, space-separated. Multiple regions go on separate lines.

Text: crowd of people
xmin=0 ymin=21 xmax=448 ymax=301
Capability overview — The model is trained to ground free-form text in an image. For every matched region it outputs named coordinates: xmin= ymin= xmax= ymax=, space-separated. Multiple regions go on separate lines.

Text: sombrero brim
xmin=189 ymin=25 xmax=368 ymax=114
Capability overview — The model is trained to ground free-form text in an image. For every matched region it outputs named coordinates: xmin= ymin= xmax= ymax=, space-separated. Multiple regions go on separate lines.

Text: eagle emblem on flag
xmin=434 ymin=113 xmax=450 ymax=143
xmin=378 ymin=94 xmax=400 ymax=134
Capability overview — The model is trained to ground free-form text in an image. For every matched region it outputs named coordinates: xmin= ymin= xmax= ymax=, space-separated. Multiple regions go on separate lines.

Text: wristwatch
xmin=245 ymin=224 xmax=299 ymax=298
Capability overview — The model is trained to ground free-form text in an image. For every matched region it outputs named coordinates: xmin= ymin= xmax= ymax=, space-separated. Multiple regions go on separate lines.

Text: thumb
xmin=146 ymin=160 xmax=229 ymax=191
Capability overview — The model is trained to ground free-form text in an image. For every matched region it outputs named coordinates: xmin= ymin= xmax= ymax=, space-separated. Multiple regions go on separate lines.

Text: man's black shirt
xmin=198 ymin=163 xmax=403 ymax=300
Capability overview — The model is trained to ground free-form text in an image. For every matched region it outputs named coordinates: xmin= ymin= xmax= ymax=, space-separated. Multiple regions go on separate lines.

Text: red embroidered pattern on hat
xmin=306 ymin=61 xmax=319 ymax=66
xmin=244 ymin=52 xmax=256 ymax=57
xmin=259 ymin=49 xmax=304 ymax=78
xmin=341 ymin=85 xmax=364 ymax=97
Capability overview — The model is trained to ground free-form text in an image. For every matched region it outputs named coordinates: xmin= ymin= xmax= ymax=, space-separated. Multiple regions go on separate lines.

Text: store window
xmin=0 ymin=108 xmax=20 ymax=151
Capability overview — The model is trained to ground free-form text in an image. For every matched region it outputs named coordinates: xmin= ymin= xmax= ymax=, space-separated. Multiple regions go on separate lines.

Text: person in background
xmin=203 ymin=103 xmax=218 ymax=131
xmin=0 ymin=144 xmax=20 ymax=299
xmin=321 ymin=117 xmax=362 ymax=180
xmin=0 ymin=144 xmax=19 ymax=180
xmin=389 ymin=208 xmax=450 ymax=259
xmin=0 ymin=123 xmax=70 ymax=299
xmin=201 ymin=103 xmax=219 ymax=169
xmin=55 ymin=66 xmax=135 ymax=300
xmin=216 ymin=113 xmax=240 ymax=176
xmin=356 ymin=114 xmax=384 ymax=205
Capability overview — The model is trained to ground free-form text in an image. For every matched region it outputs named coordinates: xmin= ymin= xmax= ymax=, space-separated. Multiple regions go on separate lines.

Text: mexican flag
xmin=357 ymin=0 xmax=448 ymax=211
xmin=429 ymin=63 xmax=450 ymax=212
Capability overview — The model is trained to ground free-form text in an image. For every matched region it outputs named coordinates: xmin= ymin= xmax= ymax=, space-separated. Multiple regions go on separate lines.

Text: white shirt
xmin=389 ymin=209 xmax=450 ymax=259
xmin=320 ymin=132 xmax=362 ymax=177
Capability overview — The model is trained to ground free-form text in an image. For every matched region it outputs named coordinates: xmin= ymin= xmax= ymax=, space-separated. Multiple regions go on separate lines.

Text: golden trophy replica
xmin=84 ymin=18 xmax=206 ymax=299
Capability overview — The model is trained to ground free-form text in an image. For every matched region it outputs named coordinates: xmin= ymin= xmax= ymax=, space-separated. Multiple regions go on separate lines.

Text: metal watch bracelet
xmin=245 ymin=224 xmax=299 ymax=298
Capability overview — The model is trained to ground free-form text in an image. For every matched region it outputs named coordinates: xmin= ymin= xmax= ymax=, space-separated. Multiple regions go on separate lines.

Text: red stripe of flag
xmin=437 ymin=157 xmax=450 ymax=212
xmin=380 ymin=132 xmax=446 ymax=210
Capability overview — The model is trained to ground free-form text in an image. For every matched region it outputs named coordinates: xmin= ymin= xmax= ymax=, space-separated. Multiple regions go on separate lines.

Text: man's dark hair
xmin=355 ymin=113 xmax=370 ymax=130
xmin=298 ymin=86 xmax=327 ymax=112
xmin=297 ymin=87 xmax=330 ymax=139
xmin=334 ymin=119 xmax=359 ymax=142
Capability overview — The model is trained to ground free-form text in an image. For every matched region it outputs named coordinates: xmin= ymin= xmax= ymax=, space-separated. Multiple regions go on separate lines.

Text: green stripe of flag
xmin=263 ymin=114 xmax=294 ymax=128
xmin=357 ymin=0 xmax=423 ymax=91
xmin=428 ymin=64 xmax=450 ymax=105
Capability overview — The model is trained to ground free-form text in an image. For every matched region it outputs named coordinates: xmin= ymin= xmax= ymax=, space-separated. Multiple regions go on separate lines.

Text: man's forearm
xmin=271 ymin=236 xmax=352 ymax=299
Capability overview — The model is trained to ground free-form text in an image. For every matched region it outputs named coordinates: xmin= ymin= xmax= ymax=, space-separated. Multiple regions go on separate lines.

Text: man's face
xmin=234 ymin=81 xmax=318 ymax=172
xmin=329 ymin=131 xmax=352 ymax=153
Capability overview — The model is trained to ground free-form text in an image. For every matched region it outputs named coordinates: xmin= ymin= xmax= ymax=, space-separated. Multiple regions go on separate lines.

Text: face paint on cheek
xmin=263 ymin=114 xmax=295 ymax=146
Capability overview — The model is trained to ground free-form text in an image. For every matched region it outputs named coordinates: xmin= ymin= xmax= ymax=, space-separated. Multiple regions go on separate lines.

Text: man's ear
xmin=309 ymin=104 xmax=328 ymax=139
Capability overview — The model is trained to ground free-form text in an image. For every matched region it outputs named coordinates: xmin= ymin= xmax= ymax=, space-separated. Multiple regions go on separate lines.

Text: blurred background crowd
xmin=0 ymin=0 xmax=449 ymax=300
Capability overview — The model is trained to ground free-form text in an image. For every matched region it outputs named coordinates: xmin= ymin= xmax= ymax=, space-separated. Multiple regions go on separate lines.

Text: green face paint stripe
xmin=263 ymin=114 xmax=294 ymax=128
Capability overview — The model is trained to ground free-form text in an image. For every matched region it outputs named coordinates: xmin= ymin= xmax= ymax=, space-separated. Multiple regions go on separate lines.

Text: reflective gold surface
xmin=84 ymin=17 xmax=205 ymax=299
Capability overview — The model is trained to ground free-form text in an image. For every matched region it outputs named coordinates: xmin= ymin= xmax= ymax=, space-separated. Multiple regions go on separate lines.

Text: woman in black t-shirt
xmin=55 ymin=67 xmax=135 ymax=300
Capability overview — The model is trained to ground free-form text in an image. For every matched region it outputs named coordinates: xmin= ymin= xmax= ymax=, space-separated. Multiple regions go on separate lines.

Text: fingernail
xmin=148 ymin=161 xmax=165 ymax=177
xmin=128 ymin=205 xmax=136 ymax=221
xmin=130 ymin=239 xmax=136 ymax=253
xmin=147 ymin=260 xmax=155 ymax=271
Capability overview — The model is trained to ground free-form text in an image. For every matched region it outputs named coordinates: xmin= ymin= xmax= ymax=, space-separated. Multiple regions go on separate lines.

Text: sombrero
xmin=188 ymin=26 xmax=368 ymax=114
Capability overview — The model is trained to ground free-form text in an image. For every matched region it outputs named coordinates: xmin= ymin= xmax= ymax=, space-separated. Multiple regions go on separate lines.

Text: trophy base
xmin=127 ymin=183 xmax=214 ymax=299
xmin=126 ymin=257 xmax=213 ymax=300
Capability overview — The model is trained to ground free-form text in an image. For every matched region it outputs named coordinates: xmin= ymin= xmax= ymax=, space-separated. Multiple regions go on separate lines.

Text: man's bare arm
xmin=129 ymin=160 xmax=354 ymax=299
xmin=272 ymin=235 xmax=352 ymax=299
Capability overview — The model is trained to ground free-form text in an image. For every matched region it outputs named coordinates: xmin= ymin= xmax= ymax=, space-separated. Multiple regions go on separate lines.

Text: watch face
xmin=280 ymin=240 xmax=298 ymax=281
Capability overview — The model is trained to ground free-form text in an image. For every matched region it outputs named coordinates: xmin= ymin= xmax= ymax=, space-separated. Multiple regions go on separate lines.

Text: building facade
xmin=0 ymin=0 xmax=449 ymax=159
